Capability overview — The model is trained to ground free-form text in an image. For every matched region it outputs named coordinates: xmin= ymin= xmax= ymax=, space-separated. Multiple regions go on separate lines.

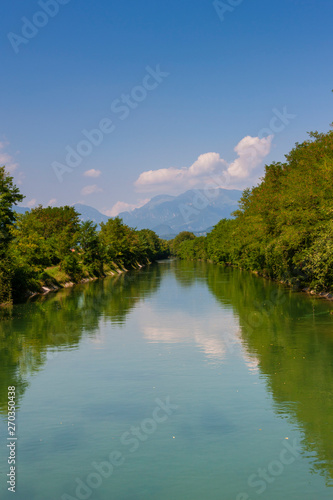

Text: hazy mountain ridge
xmin=14 ymin=204 xmax=109 ymax=226
xmin=119 ymin=188 xmax=242 ymax=233
xmin=73 ymin=204 xmax=110 ymax=225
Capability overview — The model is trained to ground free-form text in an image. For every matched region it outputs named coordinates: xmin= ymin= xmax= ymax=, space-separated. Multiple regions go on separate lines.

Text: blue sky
xmin=1 ymin=0 xmax=332 ymax=215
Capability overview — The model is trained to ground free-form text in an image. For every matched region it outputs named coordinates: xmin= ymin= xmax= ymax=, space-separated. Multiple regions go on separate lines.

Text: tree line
xmin=0 ymin=167 xmax=168 ymax=305
xmin=170 ymin=126 xmax=333 ymax=293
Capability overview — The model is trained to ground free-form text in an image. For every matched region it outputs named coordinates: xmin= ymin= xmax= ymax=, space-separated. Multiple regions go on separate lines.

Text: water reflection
xmin=0 ymin=265 xmax=162 ymax=413
xmin=141 ymin=307 xmax=241 ymax=363
xmin=202 ymin=262 xmax=333 ymax=487
xmin=149 ymin=260 xmax=333 ymax=486
xmin=0 ymin=259 xmax=333 ymax=489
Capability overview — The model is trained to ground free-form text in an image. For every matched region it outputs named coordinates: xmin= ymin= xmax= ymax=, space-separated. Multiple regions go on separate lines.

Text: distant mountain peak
xmin=118 ymin=188 xmax=242 ymax=235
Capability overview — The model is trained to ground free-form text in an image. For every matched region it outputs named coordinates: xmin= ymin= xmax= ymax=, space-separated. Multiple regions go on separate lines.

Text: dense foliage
xmin=0 ymin=172 xmax=168 ymax=304
xmin=171 ymin=127 xmax=333 ymax=293
xmin=0 ymin=167 xmax=25 ymax=304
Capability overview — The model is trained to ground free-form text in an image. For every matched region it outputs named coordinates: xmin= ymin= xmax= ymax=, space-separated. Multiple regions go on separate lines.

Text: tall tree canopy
xmin=171 ymin=127 xmax=333 ymax=293
xmin=0 ymin=166 xmax=24 ymax=252
xmin=0 ymin=167 xmax=24 ymax=304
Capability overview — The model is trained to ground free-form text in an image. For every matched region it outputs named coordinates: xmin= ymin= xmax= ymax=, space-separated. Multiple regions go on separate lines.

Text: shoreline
xmin=2 ymin=259 xmax=333 ymax=309
xmin=1 ymin=263 xmax=147 ymax=309
xmin=27 ymin=264 xmax=145 ymax=300
xmin=253 ymin=271 xmax=333 ymax=302
xmin=181 ymin=258 xmax=333 ymax=302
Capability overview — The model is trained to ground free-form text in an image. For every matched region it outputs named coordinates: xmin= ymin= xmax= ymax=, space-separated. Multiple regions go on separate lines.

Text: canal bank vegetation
xmin=171 ymin=126 xmax=333 ymax=294
xmin=0 ymin=166 xmax=169 ymax=305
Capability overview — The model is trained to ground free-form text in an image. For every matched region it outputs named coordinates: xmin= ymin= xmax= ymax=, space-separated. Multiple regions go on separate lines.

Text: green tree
xmin=78 ymin=221 xmax=103 ymax=276
xmin=0 ymin=166 xmax=24 ymax=249
xmin=175 ymin=125 xmax=333 ymax=292
xmin=138 ymin=229 xmax=163 ymax=262
xmin=99 ymin=217 xmax=141 ymax=268
xmin=0 ymin=167 xmax=24 ymax=304
xmin=170 ymin=231 xmax=196 ymax=256
xmin=11 ymin=205 xmax=81 ymax=267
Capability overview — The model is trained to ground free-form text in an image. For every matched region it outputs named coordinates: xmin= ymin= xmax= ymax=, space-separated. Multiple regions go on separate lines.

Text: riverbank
xmin=260 ymin=272 xmax=333 ymax=301
xmin=175 ymin=257 xmax=333 ymax=302
xmin=169 ymin=127 xmax=333 ymax=299
xmin=233 ymin=265 xmax=333 ymax=302
xmin=244 ymin=268 xmax=333 ymax=301
xmin=0 ymin=190 xmax=169 ymax=308
xmin=4 ymin=261 xmax=147 ymax=306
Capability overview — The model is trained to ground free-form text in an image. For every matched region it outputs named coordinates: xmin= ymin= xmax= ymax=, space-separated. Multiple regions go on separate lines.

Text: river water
xmin=0 ymin=260 xmax=333 ymax=499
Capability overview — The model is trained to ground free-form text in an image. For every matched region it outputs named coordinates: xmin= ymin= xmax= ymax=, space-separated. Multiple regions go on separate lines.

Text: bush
xmin=303 ymin=222 xmax=333 ymax=292
xmin=10 ymin=263 xmax=40 ymax=302
xmin=0 ymin=259 xmax=13 ymax=304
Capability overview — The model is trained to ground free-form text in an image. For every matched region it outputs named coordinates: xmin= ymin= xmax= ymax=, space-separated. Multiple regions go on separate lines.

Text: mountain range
xmin=118 ymin=188 xmax=242 ymax=237
xmin=14 ymin=188 xmax=242 ymax=238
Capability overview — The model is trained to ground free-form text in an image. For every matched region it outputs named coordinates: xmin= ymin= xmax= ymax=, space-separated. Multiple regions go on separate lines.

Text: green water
xmin=1 ymin=260 xmax=333 ymax=500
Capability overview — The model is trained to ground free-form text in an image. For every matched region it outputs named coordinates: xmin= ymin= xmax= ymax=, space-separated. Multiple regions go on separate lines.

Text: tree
xmin=99 ymin=217 xmax=140 ymax=268
xmin=0 ymin=166 xmax=24 ymax=252
xmin=170 ymin=231 xmax=196 ymax=256
xmin=0 ymin=167 xmax=24 ymax=304
xmin=77 ymin=221 xmax=103 ymax=275
xmin=138 ymin=229 xmax=162 ymax=262
xmin=175 ymin=125 xmax=333 ymax=291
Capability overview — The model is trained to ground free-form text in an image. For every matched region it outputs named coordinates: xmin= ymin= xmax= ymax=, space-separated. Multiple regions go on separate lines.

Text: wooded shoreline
xmin=1 ymin=125 xmax=333 ymax=308
xmin=169 ymin=126 xmax=333 ymax=297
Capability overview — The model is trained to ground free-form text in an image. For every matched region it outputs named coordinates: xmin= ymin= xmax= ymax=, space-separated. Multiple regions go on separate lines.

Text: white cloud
xmin=102 ymin=198 xmax=150 ymax=217
xmin=135 ymin=135 xmax=273 ymax=194
xmin=84 ymin=169 xmax=101 ymax=178
xmin=27 ymin=198 xmax=37 ymax=208
xmin=48 ymin=198 xmax=57 ymax=206
xmin=135 ymin=152 xmax=226 ymax=192
xmin=0 ymin=142 xmax=19 ymax=173
xmin=139 ymin=303 xmax=241 ymax=364
xmin=189 ymin=152 xmax=226 ymax=176
xmin=227 ymin=135 xmax=273 ymax=178
xmin=81 ymin=184 xmax=103 ymax=196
